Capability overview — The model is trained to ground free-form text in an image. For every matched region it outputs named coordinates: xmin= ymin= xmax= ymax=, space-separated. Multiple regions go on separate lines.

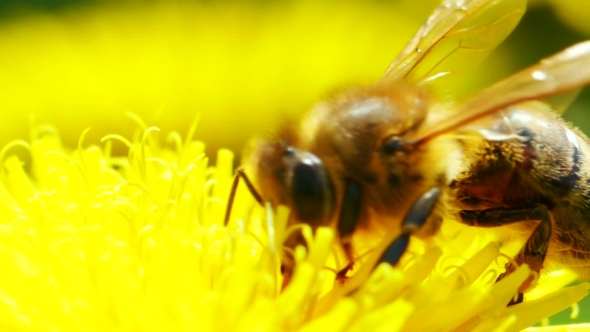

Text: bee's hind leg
xmin=459 ymin=206 xmax=552 ymax=305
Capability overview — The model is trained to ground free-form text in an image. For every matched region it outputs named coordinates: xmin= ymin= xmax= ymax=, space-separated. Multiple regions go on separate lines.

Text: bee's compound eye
xmin=382 ymin=136 xmax=407 ymax=154
xmin=290 ymin=154 xmax=334 ymax=223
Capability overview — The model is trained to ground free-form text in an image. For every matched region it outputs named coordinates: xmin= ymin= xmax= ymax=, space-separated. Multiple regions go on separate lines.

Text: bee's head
xmin=245 ymin=138 xmax=335 ymax=227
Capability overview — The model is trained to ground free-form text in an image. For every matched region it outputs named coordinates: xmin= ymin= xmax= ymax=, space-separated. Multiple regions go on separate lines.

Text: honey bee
xmin=227 ymin=0 xmax=590 ymax=304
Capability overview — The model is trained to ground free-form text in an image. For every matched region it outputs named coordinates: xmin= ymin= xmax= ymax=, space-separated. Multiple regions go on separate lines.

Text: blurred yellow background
xmin=2 ymin=0 xmax=588 ymax=162
xmin=0 ymin=0 xmax=435 ymax=160
xmin=1 ymin=0 xmax=590 ymax=326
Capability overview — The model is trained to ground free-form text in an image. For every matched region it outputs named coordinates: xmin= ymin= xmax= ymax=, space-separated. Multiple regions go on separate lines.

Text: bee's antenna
xmin=224 ymin=168 xmax=264 ymax=225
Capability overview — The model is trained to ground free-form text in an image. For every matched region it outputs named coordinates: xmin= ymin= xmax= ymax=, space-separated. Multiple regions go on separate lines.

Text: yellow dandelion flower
xmin=0 ymin=117 xmax=586 ymax=331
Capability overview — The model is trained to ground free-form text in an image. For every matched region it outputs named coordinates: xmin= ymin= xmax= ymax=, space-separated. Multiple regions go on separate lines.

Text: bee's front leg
xmin=336 ymin=188 xmax=442 ymax=284
xmin=458 ymin=206 xmax=552 ymax=305
xmin=378 ymin=188 xmax=442 ymax=266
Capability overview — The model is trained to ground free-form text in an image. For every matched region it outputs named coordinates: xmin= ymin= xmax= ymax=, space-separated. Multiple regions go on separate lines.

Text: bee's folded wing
xmin=414 ymin=41 xmax=590 ymax=143
xmin=384 ymin=0 xmax=525 ymax=94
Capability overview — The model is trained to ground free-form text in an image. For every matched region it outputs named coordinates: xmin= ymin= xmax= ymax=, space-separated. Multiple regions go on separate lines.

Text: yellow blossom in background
xmin=0 ymin=0 xmax=590 ymax=330
xmin=0 ymin=0 xmax=440 ymax=158
xmin=542 ymin=0 xmax=590 ymax=35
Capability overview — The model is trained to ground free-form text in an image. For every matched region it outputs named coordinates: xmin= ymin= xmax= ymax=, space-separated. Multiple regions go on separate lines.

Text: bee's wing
xmin=414 ymin=41 xmax=590 ymax=142
xmin=384 ymin=0 xmax=525 ymax=87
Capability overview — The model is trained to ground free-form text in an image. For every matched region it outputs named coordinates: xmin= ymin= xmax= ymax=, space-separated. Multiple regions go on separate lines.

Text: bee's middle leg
xmin=458 ymin=206 xmax=552 ymax=305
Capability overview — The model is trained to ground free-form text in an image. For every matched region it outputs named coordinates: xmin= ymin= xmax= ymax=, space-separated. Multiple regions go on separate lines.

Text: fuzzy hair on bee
xmin=244 ymin=82 xmax=452 ymax=276
xmin=227 ymin=0 xmax=590 ymax=304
